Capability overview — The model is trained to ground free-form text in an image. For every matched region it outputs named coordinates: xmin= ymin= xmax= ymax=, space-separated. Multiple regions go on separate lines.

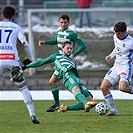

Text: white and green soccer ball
xmin=95 ymin=102 xmax=108 ymax=115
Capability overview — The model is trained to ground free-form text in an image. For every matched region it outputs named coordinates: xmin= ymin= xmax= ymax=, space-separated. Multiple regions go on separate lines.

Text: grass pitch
xmin=0 ymin=100 xmax=133 ymax=133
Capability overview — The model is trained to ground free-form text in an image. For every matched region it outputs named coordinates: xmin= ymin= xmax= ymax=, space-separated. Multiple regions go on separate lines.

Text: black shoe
xmin=31 ymin=115 xmax=40 ymax=124
xmin=85 ymin=109 xmax=90 ymax=112
xmin=46 ymin=104 xmax=59 ymax=112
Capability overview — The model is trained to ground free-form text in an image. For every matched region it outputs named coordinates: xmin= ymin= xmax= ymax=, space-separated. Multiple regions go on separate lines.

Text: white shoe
xmin=104 ymin=111 xmax=118 ymax=116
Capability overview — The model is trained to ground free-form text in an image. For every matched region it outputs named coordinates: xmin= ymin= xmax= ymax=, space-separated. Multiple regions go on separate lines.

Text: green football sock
xmin=67 ymin=102 xmax=84 ymax=110
xmin=51 ymin=87 xmax=60 ymax=106
xmin=74 ymin=92 xmax=88 ymax=106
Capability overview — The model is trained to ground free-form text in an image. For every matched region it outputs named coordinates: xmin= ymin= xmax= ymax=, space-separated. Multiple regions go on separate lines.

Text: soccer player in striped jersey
xmin=23 ymin=41 xmax=97 ymax=112
xmin=0 ymin=5 xmax=39 ymax=124
xmin=38 ymin=14 xmax=87 ymax=112
xmin=100 ymin=21 xmax=133 ymax=116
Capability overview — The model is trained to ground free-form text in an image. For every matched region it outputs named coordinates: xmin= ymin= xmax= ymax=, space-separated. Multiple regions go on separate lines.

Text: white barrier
xmin=0 ymin=90 xmax=132 ymax=100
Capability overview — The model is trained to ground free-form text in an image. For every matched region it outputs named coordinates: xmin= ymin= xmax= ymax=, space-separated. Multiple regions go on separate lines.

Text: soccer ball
xmin=95 ymin=102 xmax=108 ymax=115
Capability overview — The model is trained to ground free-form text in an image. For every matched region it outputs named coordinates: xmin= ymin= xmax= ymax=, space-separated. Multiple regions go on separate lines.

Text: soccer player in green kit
xmin=22 ymin=41 xmax=98 ymax=112
xmin=38 ymin=14 xmax=87 ymax=112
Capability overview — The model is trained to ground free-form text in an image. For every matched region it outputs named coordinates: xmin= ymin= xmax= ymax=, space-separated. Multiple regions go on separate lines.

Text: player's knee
xmin=72 ymin=86 xmax=80 ymax=94
xmin=49 ymin=80 xmax=57 ymax=87
xmin=119 ymin=85 xmax=126 ymax=92
xmin=100 ymin=84 xmax=109 ymax=93
xmin=9 ymin=66 xmax=25 ymax=86
xmin=100 ymin=84 xmax=105 ymax=91
xmin=119 ymin=82 xmax=128 ymax=92
xmin=18 ymin=82 xmax=27 ymax=88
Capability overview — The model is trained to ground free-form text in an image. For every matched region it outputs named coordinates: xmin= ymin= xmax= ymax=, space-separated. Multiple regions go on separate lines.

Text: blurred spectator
xmin=76 ymin=0 xmax=92 ymax=27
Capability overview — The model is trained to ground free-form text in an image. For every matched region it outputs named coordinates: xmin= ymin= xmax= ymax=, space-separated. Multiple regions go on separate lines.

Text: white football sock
xmin=19 ymin=86 xmax=35 ymax=117
xmin=104 ymin=94 xmax=117 ymax=112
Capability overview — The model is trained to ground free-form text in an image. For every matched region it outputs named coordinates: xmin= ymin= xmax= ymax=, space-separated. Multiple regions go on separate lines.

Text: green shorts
xmin=63 ymin=70 xmax=91 ymax=97
xmin=64 ymin=73 xmax=80 ymax=92
xmin=53 ymin=69 xmax=62 ymax=79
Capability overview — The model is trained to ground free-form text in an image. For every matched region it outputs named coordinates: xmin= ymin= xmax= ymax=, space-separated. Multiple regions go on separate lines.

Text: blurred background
xmin=0 ymin=0 xmax=133 ymax=90
xmin=0 ymin=0 xmax=133 ymax=27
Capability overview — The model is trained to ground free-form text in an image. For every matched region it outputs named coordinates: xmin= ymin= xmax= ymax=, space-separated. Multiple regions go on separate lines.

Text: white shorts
xmin=104 ymin=64 xmax=132 ymax=85
xmin=0 ymin=60 xmax=25 ymax=85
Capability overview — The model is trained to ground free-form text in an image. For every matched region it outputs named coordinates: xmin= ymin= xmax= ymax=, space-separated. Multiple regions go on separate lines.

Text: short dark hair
xmin=114 ymin=21 xmax=127 ymax=32
xmin=62 ymin=41 xmax=72 ymax=48
xmin=59 ymin=14 xmax=70 ymax=22
xmin=2 ymin=5 xmax=16 ymax=19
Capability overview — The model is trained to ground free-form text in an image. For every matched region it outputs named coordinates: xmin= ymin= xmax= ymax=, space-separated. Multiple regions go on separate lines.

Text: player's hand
xmin=70 ymin=54 xmax=74 ymax=59
xmin=22 ymin=58 xmax=32 ymax=65
xmin=22 ymin=65 xmax=27 ymax=71
xmin=105 ymin=56 xmax=111 ymax=62
xmin=38 ymin=41 xmax=45 ymax=47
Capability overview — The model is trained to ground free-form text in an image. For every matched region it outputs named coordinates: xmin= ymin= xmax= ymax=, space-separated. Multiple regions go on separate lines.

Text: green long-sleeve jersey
xmin=45 ymin=28 xmax=86 ymax=57
xmin=55 ymin=54 xmax=78 ymax=77
xmin=27 ymin=52 xmax=58 ymax=68
xmin=27 ymin=52 xmax=79 ymax=79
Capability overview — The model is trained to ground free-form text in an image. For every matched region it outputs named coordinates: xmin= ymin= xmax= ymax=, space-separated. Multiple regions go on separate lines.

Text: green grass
xmin=0 ymin=100 xmax=133 ymax=133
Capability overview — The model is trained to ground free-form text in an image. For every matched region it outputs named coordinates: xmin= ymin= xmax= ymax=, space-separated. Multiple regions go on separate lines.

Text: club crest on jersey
xmin=116 ymin=47 xmax=122 ymax=56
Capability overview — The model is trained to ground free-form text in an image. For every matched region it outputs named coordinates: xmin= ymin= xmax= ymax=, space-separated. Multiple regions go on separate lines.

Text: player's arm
xmin=105 ymin=48 xmax=116 ymax=62
xmin=26 ymin=52 xmax=58 ymax=68
xmin=109 ymin=48 xmax=116 ymax=59
xmin=38 ymin=39 xmax=57 ymax=46
xmin=38 ymin=33 xmax=58 ymax=46
xmin=71 ymin=33 xmax=87 ymax=57
xmin=18 ymin=26 xmax=33 ymax=62
xmin=105 ymin=35 xmax=116 ymax=62
xmin=23 ymin=42 xmax=33 ymax=61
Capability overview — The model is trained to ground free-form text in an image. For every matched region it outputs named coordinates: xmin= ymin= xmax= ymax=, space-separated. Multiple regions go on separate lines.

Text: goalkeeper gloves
xmin=22 ymin=65 xmax=27 ymax=71
xmin=22 ymin=58 xmax=32 ymax=65
xmin=22 ymin=58 xmax=32 ymax=71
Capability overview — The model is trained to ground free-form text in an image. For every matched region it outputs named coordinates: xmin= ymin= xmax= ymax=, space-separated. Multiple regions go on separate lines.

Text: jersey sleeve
xmin=70 ymin=32 xmax=87 ymax=57
xmin=17 ymin=26 xmax=28 ymax=44
xmin=109 ymin=48 xmax=116 ymax=59
xmin=45 ymin=33 xmax=57 ymax=45
xmin=27 ymin=52 xmax=58 ymax=68
xmin=45 ymin=39 xmax=57 ymax=45
xmin=17 ymin=26 xmax=33 ymax=61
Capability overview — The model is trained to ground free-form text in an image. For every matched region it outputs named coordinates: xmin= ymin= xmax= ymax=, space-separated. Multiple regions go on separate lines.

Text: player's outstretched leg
xmin=58 ymin=104 xmax=67 ymax=112
xmin=85 ymin=101 xmax=98 ymax=111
